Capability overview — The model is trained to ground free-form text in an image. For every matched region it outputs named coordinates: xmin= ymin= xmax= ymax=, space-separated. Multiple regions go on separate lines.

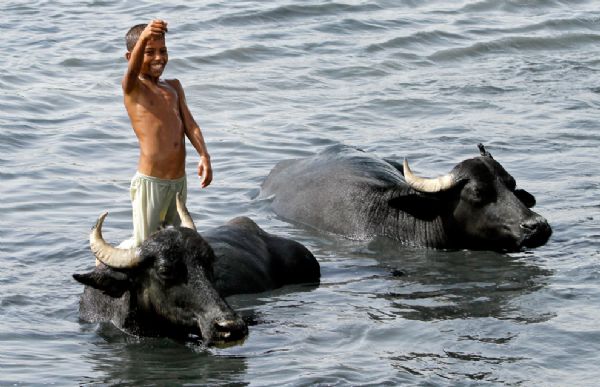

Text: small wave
xmin=0 ymin=126 xmax=38 ymax=151
xmin=194 ymin=44 xmax=299 ymax=64
xmin=366 ymin=30 xmax=468 ymax=53
xmin=463 ymin=16 xmax=600 ymax=38
xmin=429 ymin=33 xmax=600 ymax=62
xmin=441 ymin=83 xmax=516 ymax=96
xmin=58 ymin=58 xmax=89 ymax=68
xmin=458 ymin=0 xmax=575 ymax=13
xmin=316 ymin=65 xmax=389 ymax=80
xmin=3 ymin=3 xmax=39 ymax=15
xmin=211 ymin=2 xmax=382 ymax=27
xmin=315 ymin=18 xmax=390 ymax=35
xmin=363 ymin=98 xmax=454 ymax=118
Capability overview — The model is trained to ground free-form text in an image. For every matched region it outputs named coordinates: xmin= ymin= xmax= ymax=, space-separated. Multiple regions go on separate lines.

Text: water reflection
xmin=76 ymin=283 xmax=320 ymax=385
xmin=80 ymin=323 xmax=248 ymax=386
xmin=360 ymin=238 xmax=554 ymax=324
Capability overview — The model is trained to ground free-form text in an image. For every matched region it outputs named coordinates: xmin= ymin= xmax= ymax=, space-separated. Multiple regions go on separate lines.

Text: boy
xmin=121 ymin=19 xmax=212 ymax=247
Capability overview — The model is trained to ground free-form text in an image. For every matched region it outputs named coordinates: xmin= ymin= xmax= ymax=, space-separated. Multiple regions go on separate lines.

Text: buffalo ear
xmin=73 ymin=269 xmax=131 ymax=298
xmin=514 ymin=189 xmax=536 ymax=208
xmin=388 ymin=193 xmax=442 ymax=221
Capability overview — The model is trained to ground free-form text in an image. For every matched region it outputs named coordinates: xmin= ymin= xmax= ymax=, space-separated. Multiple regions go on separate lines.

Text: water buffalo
xmin=73 ymin=195 xmax=320 ymax=345
xmin=259 ymin=144 xmax=551 ymax=251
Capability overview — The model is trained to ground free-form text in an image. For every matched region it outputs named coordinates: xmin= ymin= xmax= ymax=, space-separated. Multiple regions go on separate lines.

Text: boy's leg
xmin=131 ymin=174 xmax=167 ymax=246
xmin=164 ymin=176 xmax=188 ymax=227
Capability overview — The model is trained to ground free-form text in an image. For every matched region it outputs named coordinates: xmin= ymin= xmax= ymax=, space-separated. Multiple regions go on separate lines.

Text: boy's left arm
xmin=171 ymin=79 xmax=213 ymax=188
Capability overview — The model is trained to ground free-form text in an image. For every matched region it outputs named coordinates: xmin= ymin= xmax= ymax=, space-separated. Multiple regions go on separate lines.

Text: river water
xmin=1 ymin=0 xmax=599 ymax=385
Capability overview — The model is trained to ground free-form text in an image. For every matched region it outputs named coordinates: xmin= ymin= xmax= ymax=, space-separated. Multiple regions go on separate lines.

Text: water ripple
xmin=430 ymin=33 xmax=600 ymax=62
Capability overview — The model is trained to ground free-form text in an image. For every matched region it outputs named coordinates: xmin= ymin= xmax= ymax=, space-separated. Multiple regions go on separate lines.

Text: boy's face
xmin=130 ymin=37 xmax=168 ymax=79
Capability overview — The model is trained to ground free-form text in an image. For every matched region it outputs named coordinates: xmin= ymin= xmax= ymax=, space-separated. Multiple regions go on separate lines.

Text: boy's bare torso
xmin=122 ymin=19 xmax=212 ymax=187
xmin=124 ymin=78 xmax=186 ymax=179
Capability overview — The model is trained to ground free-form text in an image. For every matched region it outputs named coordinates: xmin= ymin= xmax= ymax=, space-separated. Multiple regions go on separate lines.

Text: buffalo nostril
xmin=520 ymin=217 xmax=552 ymax=247
xmin=521 ymin=218 xmax=551 ymax=235
xmin=520 ymin=222 xmax=536 ymax=231
xmin=214 ymin=318 xmax=248 ymax=341
xmin=215 ymin=319 xmax=238 ymax=331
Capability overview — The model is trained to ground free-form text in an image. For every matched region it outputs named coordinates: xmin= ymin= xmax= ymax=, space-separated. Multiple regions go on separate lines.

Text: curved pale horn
xmin=89 ymin=212 xmax=141 ymax=269
xmin=176 ymin=192 xmax=196 ymax=231
xmin=403 ymin=159 xmax=457 ymax=193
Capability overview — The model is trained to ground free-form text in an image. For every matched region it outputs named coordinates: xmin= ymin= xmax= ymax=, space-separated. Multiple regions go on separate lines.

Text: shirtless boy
xmin=122 ymin=19 xmax=212 ymax=246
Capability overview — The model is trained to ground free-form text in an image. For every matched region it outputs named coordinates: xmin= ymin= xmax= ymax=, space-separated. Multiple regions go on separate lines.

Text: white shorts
xmin=123 ymin=172 xmax=188 ymax=247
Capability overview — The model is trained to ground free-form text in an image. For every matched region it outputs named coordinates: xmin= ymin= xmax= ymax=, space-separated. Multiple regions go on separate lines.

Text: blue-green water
xmin=1 ymin=1 xmax=599 ymax=385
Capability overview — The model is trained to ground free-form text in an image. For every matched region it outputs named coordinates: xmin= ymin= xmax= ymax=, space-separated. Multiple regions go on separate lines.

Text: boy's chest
xmin=127 ymin=79 xmax=178 ymax=113
xmin=143 ymin=83 xmax=178 ymax=109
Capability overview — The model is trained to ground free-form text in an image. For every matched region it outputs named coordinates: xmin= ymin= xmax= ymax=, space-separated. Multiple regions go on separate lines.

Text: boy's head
xmin=125 ymin=22 xmax=168 ymax=79
xmin=125 ymin=24 xmax=148 ymax=51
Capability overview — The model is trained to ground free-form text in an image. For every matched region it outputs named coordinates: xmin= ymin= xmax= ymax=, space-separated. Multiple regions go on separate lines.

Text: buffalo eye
xmin=462 ymin=183 xmax=494 ymax=206
xmin=155 ymin=258 xmax=187 ymax=285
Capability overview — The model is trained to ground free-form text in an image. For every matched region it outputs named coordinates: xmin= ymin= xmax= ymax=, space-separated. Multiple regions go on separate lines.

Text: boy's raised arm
xmin=122 ymin=19 xmax=168 ymax=94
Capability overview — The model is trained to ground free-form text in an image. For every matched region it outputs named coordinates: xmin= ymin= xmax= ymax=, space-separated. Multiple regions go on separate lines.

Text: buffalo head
xmin=73 ymin=195 xmax=248 ymax=345
xmin=403 ymin=144 xmax=551 ymax=251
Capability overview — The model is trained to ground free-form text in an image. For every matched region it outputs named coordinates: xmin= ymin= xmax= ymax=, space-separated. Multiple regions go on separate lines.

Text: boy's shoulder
xmin=164 ymin=78 xmax=184 ymax=93
xmin=164 ymin=78 xmax=181 ymax=87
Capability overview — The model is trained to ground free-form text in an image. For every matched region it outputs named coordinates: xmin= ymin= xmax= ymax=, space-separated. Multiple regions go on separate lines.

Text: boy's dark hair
xmin=125 ymin=24 xmax=148 ymax=51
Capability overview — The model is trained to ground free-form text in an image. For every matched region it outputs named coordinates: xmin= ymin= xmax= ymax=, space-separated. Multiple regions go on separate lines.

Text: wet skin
xmin=123 ymin=19 xmax=212 ymax=186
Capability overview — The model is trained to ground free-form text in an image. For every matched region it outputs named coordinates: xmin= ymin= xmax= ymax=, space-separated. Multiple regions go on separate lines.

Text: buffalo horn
xmin=176 ymin=192 xmax=196 ymax=231
xmin=89 ymin=212 xmax=141 ymax=269
xmin=403 ymin=159 xmax=457 ymax=193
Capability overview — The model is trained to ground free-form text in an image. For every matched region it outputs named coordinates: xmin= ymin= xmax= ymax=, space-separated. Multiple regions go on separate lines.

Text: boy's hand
xmin=198 ymin=156 xmax=213 ymax=188
xmin=142 ymin=19 xmax=168 ymax=40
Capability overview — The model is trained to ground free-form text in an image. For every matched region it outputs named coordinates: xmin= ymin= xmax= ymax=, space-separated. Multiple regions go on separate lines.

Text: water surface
xmin=1 ymin=0 xmax=599 ymax=385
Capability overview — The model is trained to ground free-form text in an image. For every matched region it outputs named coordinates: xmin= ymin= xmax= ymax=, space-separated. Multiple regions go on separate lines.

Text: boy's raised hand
xmin=143 ymin=19 xmax=168 ymax=40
